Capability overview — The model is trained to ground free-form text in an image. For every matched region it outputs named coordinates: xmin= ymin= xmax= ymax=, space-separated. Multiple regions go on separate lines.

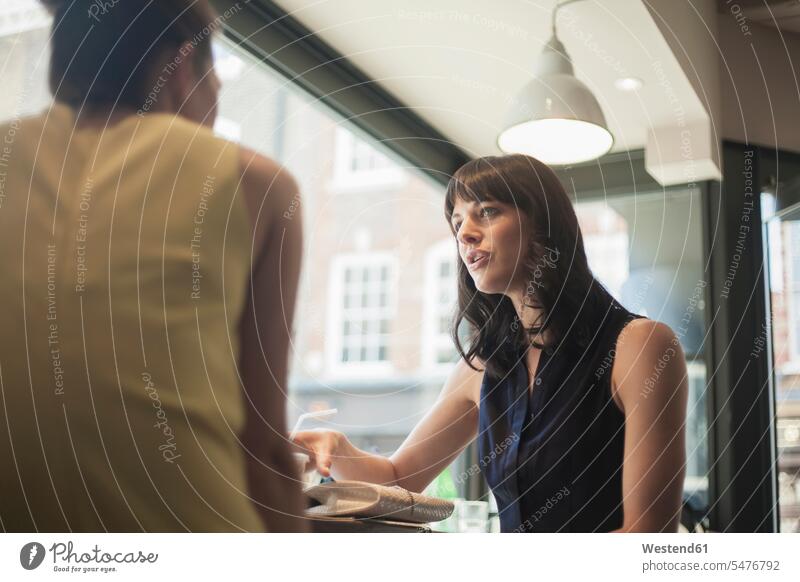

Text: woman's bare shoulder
xmin=445 ymin=356 xmax=486 ymax=405
xmin=617 ymin=318 xmax=677 ymax=353
xmin=238 ymin=146 xmax=298 ymax=204
xmin=613 ymin=318 xmax=680 ymax=375
xmin=611 ymin=318 xmax=685 ymax=409
xmin=237 ymin=146 xmax=300 ymax=253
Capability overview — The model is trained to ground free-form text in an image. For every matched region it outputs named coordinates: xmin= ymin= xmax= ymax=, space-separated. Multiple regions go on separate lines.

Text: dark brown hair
xmin=40 ymin=0 xmax=217 ymax=109
xmin=445 ymin=154 xmax=615 ymax=381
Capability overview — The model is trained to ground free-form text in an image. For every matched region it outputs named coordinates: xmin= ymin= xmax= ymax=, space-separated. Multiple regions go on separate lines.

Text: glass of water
xmin=457 ymin=500 xmax=489 ymax=533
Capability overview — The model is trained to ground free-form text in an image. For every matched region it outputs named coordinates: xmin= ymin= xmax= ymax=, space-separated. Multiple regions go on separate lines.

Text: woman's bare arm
xmin=238 ymin=147 xmax=307 ymax=532
xmin=389 ymin=358 xmax=482 ymax=492
xmin=610 ymin=319 xmax=688 ymax=533
xmin=294 ymin=357 xmax=483 ymax=493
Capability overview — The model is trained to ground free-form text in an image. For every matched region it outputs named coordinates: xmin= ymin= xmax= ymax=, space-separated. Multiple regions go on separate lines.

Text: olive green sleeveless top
xmin=0 ymin=103 xmax=263 ymax=531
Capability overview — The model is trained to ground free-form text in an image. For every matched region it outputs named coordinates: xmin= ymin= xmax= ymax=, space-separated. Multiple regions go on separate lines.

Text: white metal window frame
xmin=326 ymin=252 xmax=397 ymax=378
xmin=421 ymin=240 xmax=458 ymax=375
xmin=582 ymin=230 xmax=630 ymax=300
xmin=214 ymin=116 xmax=242 ymax=142
xmin=0 ymin=0 xmax=50 ymax=38
xmin=785 ymin=222 xmax=800 ymax=370
xmin=683 ymin=359 xmax=709 ymax=492
xmin=761 ymin=193 xmax=800 ymax=373
xmin=329 ymin=127 xmax=405 ymax=193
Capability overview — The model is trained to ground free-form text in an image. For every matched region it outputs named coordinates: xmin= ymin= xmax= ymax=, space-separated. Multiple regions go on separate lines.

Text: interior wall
xmin=719 ymin=18 xmax=800 ymax=153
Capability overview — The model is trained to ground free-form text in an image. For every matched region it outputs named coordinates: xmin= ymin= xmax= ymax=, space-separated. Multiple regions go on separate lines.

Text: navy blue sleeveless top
xmin=478 ymin=294 xmax=644 ymax=532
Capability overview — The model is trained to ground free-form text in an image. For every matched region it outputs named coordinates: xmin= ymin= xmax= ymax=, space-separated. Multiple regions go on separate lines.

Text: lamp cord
xmin=552 ymin=0 xmax=590 ymax=36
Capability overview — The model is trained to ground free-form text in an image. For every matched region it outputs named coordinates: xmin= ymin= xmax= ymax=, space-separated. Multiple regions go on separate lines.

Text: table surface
xmin=307 ymin=515 xmax=436 ymax=533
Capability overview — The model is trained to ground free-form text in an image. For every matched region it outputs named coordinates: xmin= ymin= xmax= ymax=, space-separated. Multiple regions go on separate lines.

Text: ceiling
xmin=273 ymin=0 xmax=710 ymax=160
xmin=719 ymin=0 xmax=800 ymax=34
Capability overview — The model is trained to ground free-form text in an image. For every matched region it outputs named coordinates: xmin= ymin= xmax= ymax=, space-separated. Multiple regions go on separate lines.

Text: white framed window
xmin=330 ymin=127 xmax=405 ymax=192
xmin=583 ymin=231 xmax=630 ymax=300
xmin=214 ymin=116 xmax=242 ymax=142
xmin=763 ymin=193 xmax=800 ymax=373
xmin=422 ymin=240 xmax=458 ymax=373
xmin=787 ymin=222 xmax=800 ymax=364
xmin=762 ymin=192 xmax=784 ymax=293
xmin=0 ymin=0 xmax=50 ymax=38
xmin=577 ymin=203 xmax=630 ymax=300
xmin=683 ymin=359 xmax=708 ymax=493
xmin=326 ymin=252 xmax=397 ymax=377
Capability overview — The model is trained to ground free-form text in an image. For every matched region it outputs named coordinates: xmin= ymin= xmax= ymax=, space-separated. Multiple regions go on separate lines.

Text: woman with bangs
xmin=293 ymin=154 xmax=688 ymax=533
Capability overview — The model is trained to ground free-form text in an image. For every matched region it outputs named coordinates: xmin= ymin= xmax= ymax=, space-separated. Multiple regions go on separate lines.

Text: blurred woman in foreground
xmin=0 ymin=0 xmax=306 ymax=531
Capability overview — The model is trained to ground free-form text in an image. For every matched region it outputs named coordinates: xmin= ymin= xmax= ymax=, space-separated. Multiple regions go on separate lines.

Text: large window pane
xmin=762 ymin=193 xmax=800 ymax=533
xmin=211 ymin=40 xmax=457 ymax=458
xmin=0 ymin=1 xmax=51 ymax=124
xmin=575 ymin=189 xmax=709 ymax=511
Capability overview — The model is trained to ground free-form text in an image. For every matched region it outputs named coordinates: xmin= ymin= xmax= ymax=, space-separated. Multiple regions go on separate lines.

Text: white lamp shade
xmin=498 ymin=33 xmax=614 ymax=166
xmin=498 ymin=119 xmax=613 ymax=166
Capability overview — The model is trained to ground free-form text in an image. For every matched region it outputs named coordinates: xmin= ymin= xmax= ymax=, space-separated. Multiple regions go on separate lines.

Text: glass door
xmin=761 ymin=191 xmax=800 ymax=533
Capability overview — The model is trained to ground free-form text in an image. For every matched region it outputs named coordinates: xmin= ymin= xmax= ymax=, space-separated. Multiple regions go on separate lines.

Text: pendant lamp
xmin=498 ymin=0 xmax=613 ymax=165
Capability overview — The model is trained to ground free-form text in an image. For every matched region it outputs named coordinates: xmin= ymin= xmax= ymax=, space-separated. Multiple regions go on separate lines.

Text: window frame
xmin=580 ymin=229 xmax=630 ymax=300
xmin=329 ymin=127 xmax=406 ymax=193
xmin=421 ymin=239 xmax=458 ymax=375
xmin=0 ymin=1 xmax=50 ymax=38
xmin=786 ymin=223 xmax=800 ymax=366
xmin=326 ymin=252 xmax=398 ymax=378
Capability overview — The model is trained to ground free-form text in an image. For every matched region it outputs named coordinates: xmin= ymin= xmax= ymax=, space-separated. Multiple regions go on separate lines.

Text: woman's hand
xmin=290 ymin=356 xmax=482 ymax=490
xmin=290 ymin=429 xmax=343 ymax=478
